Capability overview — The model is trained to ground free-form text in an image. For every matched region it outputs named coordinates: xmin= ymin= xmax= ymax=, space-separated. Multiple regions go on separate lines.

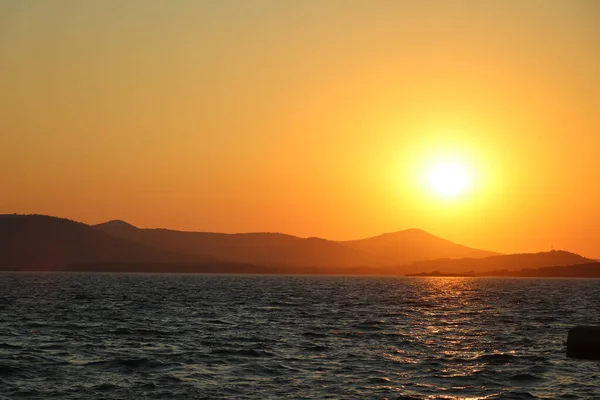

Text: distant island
xmin=403 ymin=252 xmax=600 ymax=278
xmin=404 ymin=263 xmax=600 ymax=278
xmin=1 ymin=214 xmax=598 ymax=278
xmin=484 ymin=262 xmax=600 ymax=278
xmin=404 ymin=251 xmax=594 ymax=275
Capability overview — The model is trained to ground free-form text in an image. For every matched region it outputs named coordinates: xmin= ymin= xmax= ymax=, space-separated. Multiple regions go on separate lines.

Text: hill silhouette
xmin=0 ymin=215 xmax=212 ymax=270
xmin=339 ymin=229 xmax=498 ymax=265
xmin=93 ymin=221 xmax=499 ymax=269
xmin=94 ymin=220 xmax=377 ymax=268
xmin=406 ymin=250 xmax=594 ymax=275
xmin=7 ymin=214 xmax=580 ymax=275
xmin=510 ymin=262 xmax=600 ymax=278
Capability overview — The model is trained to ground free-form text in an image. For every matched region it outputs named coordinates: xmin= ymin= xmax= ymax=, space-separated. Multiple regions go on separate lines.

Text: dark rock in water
xmin=567 ymin=326 xmax=600 ymax=360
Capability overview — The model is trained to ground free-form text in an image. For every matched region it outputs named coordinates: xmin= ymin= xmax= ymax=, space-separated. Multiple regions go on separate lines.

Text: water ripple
xmin=1 ymin=273 xmax=599 ymax=399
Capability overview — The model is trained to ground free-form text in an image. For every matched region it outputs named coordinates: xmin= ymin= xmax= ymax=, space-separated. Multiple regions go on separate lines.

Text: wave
xmin=473 ymin=353 xmax=517 ymax=364
xmin=209 ymin=348 xmax=275 ymax=358
xmin=0 ymin=343 xmax=22 ymax=350
xmin=111 ymin=327 xmax=173 ymax=336
xmin=83 ymin=358 xmax=180 ymax=372
xmin=511 ymin=373 xmax=542 ymax=381
xmin=0 ymin=364 xmax=21 ymax=376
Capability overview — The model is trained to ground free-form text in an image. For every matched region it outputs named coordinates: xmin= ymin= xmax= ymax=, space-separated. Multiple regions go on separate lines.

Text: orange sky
xmin=1 ymin=1 xmax=598 ymax=258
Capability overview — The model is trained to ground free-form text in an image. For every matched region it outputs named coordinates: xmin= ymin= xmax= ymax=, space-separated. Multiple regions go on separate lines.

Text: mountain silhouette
xmin=406 ymin=250 xmax=594 ymax=275
xmin=0 ymin=215 xmax=212 ymax=270
xmin=6 ymin=214 xmax=580 ymax=275
xmin=94 ymin=220 xmax=377 ymax=268
xmin=93 ymin=221 xmax=498 ymax=269
xmin=339 ymin=229 xmax=498 ymax=265
xmin=484 ymin=262 xmax=600 ymax=277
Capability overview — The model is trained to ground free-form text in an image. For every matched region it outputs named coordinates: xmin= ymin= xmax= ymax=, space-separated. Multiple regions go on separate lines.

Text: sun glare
xmin=425 ymin=160 xmax=472 ymax=198
xmin=396 ymin=133 xmax=487 ymax=206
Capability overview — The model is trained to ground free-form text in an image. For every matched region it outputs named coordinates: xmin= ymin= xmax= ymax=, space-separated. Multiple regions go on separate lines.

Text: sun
xmin=425 ymin=160 xmax=472 ymax=198
xmin=396 ymin=133 xmax=487 ymax=205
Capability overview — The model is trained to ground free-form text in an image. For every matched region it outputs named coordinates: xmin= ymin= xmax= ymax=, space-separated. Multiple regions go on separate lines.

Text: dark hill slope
xmin=516 ymin=262 xmax=600 ymax=277
xmin=94 ymin=221 xmax=377 ymax=268
xmin=479 ymin=262 xmax=600 ymax=278
xmin=407 ymin=250 xmax=594 ymax=275
xmin=0 ymin=215 xmax=207 ymax=270
xmin=340 ymin=229 xmax=498 ymax=266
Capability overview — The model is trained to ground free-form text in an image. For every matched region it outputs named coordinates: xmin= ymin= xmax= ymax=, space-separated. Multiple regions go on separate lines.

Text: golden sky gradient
xmin=1 ymin=1 xmax=598 ymax=257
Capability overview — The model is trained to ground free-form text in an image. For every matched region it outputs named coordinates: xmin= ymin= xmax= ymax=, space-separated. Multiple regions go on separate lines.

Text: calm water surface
xmin=1 ymin=273 xmax=599 ymax=399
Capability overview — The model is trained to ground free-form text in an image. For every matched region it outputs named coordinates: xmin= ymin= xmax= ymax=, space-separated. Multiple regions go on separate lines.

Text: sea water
xmin=1 ymin=273 xmax=599 ymax=399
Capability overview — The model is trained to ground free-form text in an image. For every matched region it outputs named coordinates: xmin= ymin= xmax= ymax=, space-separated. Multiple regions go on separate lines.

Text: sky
xmin=1 ymin=0 xmax=598 ymax=257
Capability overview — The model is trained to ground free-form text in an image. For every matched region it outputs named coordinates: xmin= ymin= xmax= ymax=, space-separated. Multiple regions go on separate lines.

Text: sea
xmin=1 ymin=273 xmax=599 ymax=399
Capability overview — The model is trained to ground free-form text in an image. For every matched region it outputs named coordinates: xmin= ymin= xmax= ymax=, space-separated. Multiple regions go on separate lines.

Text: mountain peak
xmin=339 ymin=228 xmax=497 ymax=265
xmin=0 ymin=214 xmax=199 ymax=270
xmin=94 ymin=220 xmax=138 ymax=230
xmin=380 ymin=228 xmax=432 ymax=237
xmin=407 ymin=249 xmax=594 ymax=275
